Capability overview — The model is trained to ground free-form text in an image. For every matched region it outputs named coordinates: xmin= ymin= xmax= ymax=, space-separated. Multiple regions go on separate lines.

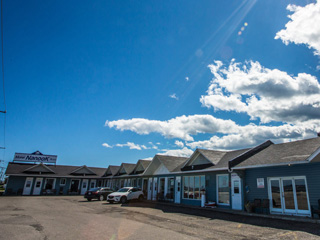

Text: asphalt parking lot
xmin=0 ymin=196 xmax=320 ymax=240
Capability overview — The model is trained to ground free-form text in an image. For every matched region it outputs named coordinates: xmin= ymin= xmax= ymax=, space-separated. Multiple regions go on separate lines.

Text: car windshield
xmin=89 ymin=188 xmax=100 ymax=191
xmin=117 ymin=188 xmax=130 ymax=192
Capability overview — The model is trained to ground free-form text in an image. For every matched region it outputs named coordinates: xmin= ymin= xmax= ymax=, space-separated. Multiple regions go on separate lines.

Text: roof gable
xmin=116 ymin=163 xmax=136 ymax=176
xmin=70 ymin=165 xmax=97 ymax=176
xmin=131 ymin=160 xmax=151 ymax=175
xmin=154 ymin=164 xmax=170 ymax=175
xmin=23 ymin=163 xmax=55 ymax=174
xmin=103 ymin=165 xmax=120 ymax=177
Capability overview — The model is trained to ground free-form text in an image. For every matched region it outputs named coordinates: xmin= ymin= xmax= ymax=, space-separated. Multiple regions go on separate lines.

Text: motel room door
xmin=147 ymin=178 xmax=153 ymax=200
xmin=81 ymin=179 xmax=88 ymax=195
xmin=32 ymin=178 xmax=43 ymax=195
xmin=231 ymin=174 xmax=242 ymax=210
xmin=175 ymin=176 xmax=181 ymax=204
xmin=152 ymin=177 xmax=158 ymax=201
xmin=23 ymin=177 xmax=34 ymax=195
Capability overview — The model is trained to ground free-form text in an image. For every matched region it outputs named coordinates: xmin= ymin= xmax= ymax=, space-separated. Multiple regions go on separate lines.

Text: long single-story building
xmin=5 ymin=136 xmax=320 ymax=218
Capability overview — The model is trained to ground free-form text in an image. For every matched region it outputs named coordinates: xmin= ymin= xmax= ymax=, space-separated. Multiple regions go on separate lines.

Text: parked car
xmin=107 ymin=187 xmax=144 ymax=204
xmin=84 ymin=187 xmax=114 ymax=201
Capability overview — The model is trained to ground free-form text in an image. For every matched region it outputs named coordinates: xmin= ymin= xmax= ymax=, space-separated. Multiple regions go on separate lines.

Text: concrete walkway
xmin=147 ymin=200 xmax=320 ymax=224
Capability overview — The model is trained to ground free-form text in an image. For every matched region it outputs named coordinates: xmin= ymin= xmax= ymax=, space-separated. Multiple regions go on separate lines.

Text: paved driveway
xmin=0 ymin=196 xmax=319 ymax=240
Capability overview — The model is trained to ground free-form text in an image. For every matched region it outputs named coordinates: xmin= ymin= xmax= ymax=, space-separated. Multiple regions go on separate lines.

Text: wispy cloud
xmin=158 ymin=147 xmax=193 ymax=157
xmin=185 ymin=77 xmax=189 ymax=81
xmin=169 ymin=93 xmax=179 ymax=100
xmin=115 ymin=142 xmax=147 ymax=150
xmin=102 ymin=143 xmax=112 ymax=148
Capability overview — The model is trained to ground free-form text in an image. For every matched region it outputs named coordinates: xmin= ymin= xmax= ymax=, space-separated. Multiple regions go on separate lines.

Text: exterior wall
xmin=5 ymin=176 xmax=27 ymax=195
xmin=244 ymin=162 xmax=320 ymax=210
xmin=179 ymin=171 xmax=233 ymax=208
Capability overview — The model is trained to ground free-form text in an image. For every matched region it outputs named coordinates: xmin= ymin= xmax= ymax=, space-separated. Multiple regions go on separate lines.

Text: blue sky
xmin=1 ymin=0 xmax=320 ymax=168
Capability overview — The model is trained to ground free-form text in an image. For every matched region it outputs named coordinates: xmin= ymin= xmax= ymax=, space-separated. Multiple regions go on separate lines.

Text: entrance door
xmin=70 ymin=179 xmax=80 ymax=193
xmin=175 ymin=176 xmax=181 ymax=204
xmin=90 ymin=180 xmax=96 ymax=189
xmin=33 ymin=178 xmax=43 ymax=195
xmin=142 ymin=179 xmax=148 ymax=197
xmin=231 ymin=175 xmax=242 ymax=210
xmin=269 ymin=176 xmax=310 ymax=216
xmin=81 ymin=179 xmax=88 ymax=195
xmin=152 ymin=177 xmax=158 ymax=201
xmin=147 ymin=178 xmax=153 ymax=200
xmin=23 ymin=177 xmax=34 ymax=195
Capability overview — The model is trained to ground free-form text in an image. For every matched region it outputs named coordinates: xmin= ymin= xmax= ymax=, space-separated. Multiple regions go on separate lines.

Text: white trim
xmin=216 ymin=174 xmax=230 ymax=206
xmin=60 ymin=178 xmax=66 ymax=186
xmin=182 ymin=175 xmax=204 ymax=201
xmin=43 ymin=178 xmax=56 ymax=190
xmin=232 ymin=161 xmax=308 ymax=170
xmin=306 ymin=146 xmax=320 ymax=162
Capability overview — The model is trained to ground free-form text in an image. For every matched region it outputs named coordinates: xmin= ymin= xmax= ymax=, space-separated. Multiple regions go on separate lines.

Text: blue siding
xmin=244 ymin=162 xmax=320 ymax=209
xmin=5 ymin=176 xmax=27 ymax=195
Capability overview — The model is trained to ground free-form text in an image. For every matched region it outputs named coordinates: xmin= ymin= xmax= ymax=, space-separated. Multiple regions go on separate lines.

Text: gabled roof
xmin=69 ymin=165 xmax=97 ymax=176
xmin=131 ymin=160 xmax=151 ymax=175
xmin=5 ymin=162 xmax=107 ymax=178
xmin=181 ymin=149 xmax=228 ymax=171
xmin=234 ymin=137 xmax=320 ymax=169
xmin=115 ymin=163 xmax=136 ymax=176
xmin=23 ymin=163 xmax=55 ymax=174
xmin=103 ymin=165 xmax=120 ymax=177
xmin=143 ymin=155 xmax=188 ymax=175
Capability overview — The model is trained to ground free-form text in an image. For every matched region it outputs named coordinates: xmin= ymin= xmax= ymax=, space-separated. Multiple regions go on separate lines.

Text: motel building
xmin=4 ymin=136 xmax=320 ymax=218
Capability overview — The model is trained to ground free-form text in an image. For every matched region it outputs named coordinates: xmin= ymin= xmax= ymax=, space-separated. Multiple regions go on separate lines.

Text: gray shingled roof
xmin=197 ymin=149 xmax=228 ymax=165
xmin=156 ymin=155 xmax=189 ymax=172
xmin=139 ymin=160 xmax=152 ymax=170
xmin=236 ymin=137 xmax=320 ymax=168
xmin=5 ymin=162 xmax=107 ymax=178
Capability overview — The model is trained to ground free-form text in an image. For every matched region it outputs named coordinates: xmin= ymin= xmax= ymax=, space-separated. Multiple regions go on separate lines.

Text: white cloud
xmin=175 ymin=140 xmax=184 ymax=148
xmin=102 ymin=143 xmax=112 ymax=148
xmin=185 ymin=77 xmax=189 ymax=81
xmin=159 ymin=147 xmax=193 ymax=157
xmin=115 ymin=142 xmax=146 ymax=150
xmin=275 ymin=1 xmax=320 ymax=56
xmin=200 ymin=60 xmax=320 ymax=123
xmin=106 ymin=114 xmax=239 ymax=141
xmin=169 ymin=93 xmax=179 ymax=100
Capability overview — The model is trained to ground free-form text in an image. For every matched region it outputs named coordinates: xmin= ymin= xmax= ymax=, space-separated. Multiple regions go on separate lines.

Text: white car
xmin=107 ymin=187 xmax=144 ymax=204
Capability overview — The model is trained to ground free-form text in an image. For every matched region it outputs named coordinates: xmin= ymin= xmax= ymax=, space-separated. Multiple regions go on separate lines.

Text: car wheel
xmin=99 ymin=195 xmax=104 ymax=201
xmin=87 ymin=198 xmax=92 ymax=201
xmin=138 ymin=195 xmax=143 ymax=202
xmin=120 ymin=196 xmax=127 ymax=204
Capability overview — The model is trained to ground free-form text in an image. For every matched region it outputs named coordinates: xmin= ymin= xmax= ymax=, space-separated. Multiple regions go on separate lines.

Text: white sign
xmin=257 ymin=178 xmax=265 ymax=188
xmin=14 ymin=151 xmax=57 ymax=164
xmin=231 ymin=173 xmax=238 ymax=179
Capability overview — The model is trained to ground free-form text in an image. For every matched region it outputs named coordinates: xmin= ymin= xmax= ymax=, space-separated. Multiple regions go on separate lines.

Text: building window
xmin=60 ymin=178 xmax=66 ymax=186
xmin=217 ymin=174 xmax=230 ymax=205
xmin=183 ymin=176 xmax=205 ymax=200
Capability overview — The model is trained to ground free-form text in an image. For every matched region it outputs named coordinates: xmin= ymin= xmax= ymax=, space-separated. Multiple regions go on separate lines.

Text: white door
xmin=152 ymin=177 xmax=158 ymax=201
xmin=81 ymin=179 xmax=88 ymax=195
xmin=147 ymin=178 xmax=153 ymax=200
xmin=231 ymin=175 xmax=242 ymax=210
xmin=90 ymin=180 xmax=96 ymax=189
xmin=175 ymin=176 xmax=181 ymax=204
xmin=32 ymin=178 xmax=43 ymax=195
xmin=23 ymin=177 xmax=33 ymax=195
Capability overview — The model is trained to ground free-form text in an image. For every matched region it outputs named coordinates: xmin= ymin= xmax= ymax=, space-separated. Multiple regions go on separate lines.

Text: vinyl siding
xmin=244 ymin=162 xmax=320 ymax=209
